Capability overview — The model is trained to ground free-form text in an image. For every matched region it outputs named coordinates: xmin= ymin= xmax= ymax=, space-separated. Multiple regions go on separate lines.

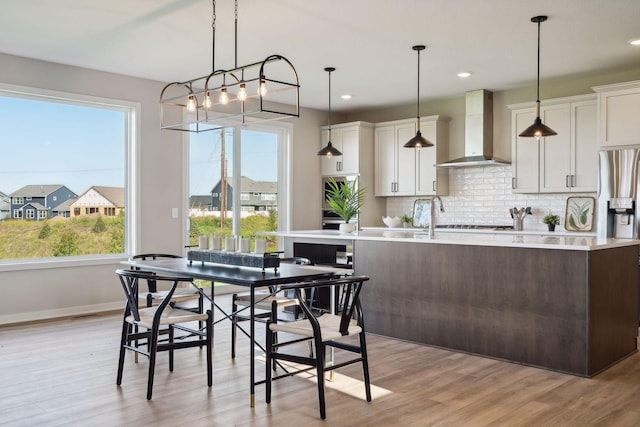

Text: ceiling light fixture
xmin=457 ymin=72 xmax=471 ymax=78
xmin=519 ymin=15 xmax=557 ymax=140
xmin=341 ymin=94 xmax=352 ymax=100
xmin=630 ymin=39 xmax=640 ymax=46
xmin=404 ymin=45 xmax=433 ymax=149
xmin=317 ymin=67 xmax=342 ymax=157
xmin=160 ymin=0 xmax=300 ymax=133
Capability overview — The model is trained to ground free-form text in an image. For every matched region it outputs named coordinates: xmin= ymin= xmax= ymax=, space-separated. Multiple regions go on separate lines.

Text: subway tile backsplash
xmin=384 ymin=165 xmax=596 ymax=232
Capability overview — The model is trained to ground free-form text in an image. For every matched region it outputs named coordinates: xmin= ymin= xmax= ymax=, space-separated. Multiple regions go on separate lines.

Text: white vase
xmin=339 ymin=223 xmax=356 ymax=233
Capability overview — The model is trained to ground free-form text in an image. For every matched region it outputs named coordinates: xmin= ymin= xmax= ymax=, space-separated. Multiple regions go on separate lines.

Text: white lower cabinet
xmin=374 ymin=116 xmax=448 ymax=197
xmin=510 ymin=94 xmax=597 ymax=193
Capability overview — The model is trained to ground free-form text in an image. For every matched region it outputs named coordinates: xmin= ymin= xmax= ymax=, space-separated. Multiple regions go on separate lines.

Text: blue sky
xmin=0 ymin=96 xmax=125 ymax=195
xmin=1 ymin=95 xmax=278 ymax=197
xmin=189 ymin=128 xmax=278 ymax=195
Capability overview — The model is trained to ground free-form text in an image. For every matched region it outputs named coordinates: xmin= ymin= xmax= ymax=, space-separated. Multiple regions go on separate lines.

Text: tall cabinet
xmin=510 ymin=94 xmax=597 ymax=193
xmin=319 ymin=121 xmax=385 ymax=227
xmin=374 ymin=116 xmax=449 ymax=197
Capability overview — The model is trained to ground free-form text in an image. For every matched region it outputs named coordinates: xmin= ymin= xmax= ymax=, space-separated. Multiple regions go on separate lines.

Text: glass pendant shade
xmin=317 ymin=67 xmax=342 ymax=157
xmin=404 ymin=45 xmax=433 ymax=148
xmin=520 ymin=15 xmax=557 ymax=139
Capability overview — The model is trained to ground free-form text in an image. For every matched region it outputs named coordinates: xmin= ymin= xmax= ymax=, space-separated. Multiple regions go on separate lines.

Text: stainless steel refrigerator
xmin=597 ymin=147 xmax=640 ymax=239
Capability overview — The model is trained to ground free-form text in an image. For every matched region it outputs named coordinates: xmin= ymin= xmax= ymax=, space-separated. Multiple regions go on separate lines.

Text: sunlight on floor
xmin=257 ymin=356 xmax=392 ymax=400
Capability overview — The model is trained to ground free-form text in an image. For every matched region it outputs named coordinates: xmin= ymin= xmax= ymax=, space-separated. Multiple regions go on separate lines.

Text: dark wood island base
xmin=355 ymin=240 xmax=639 ymax=377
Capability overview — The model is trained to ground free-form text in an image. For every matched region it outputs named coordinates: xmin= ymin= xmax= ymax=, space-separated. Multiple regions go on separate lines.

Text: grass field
xmin=0 ymin=211 xmax=277 ymax=260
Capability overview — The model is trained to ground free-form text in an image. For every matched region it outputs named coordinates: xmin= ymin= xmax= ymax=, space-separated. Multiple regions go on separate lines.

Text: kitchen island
xmin=261 ymin=229 xmax=640 ymax=377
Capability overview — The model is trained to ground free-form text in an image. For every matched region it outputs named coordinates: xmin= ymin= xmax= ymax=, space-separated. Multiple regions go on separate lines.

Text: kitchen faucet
xmin=428 ymin=196 xmax=445 ymax=237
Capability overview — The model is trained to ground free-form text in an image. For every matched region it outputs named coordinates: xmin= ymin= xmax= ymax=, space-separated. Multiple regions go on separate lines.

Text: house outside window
xmin=13 ymin=209 xmax=22 ymax=219
xmin=26 ymin=210 xmax=34 ymax=219
xmin=13 ymin=197 xmax=24 ymax=205
xmin=38 ymin=210 xmax=47 ymax=220
xmin=240 ymin=193 xmax=250 ymax=201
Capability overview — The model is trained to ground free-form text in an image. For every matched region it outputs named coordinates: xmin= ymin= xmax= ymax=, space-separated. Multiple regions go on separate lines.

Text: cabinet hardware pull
xmin=566 ymin=175 xmax=569 ymax=187
xmin=432 ymin=180 xmax=436 ymax=192
xmin=572 ymin=175 xmax=576 ymax=187
xmin=511 ymin=177 xmax=516 ymax=189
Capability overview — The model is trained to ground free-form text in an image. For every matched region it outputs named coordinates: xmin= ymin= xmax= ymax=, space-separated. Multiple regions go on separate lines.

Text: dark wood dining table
xmin=122 ymin=257 xmax=337 ymax=407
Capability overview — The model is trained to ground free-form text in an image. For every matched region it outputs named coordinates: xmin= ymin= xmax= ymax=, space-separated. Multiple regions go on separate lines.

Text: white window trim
xmin=0 ymin=82 xmax=140 ymax=271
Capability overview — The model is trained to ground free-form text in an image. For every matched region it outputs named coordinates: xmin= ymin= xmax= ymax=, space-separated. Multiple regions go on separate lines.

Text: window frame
xmin=0 ymin=83 xmax=140 ymax=271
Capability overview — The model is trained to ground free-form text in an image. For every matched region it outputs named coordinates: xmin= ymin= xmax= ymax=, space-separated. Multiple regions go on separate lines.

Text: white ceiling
xmin=1 ymin=0 xmax=639 ymax=112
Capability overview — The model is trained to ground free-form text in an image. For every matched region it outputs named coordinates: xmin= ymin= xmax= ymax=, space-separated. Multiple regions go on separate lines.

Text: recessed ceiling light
xmin=457 ymin=72 xmax=472 ymax=78
xmin=630 ymin=39 xmax=640 ymax=46
xmin=341 ymin=94 xmax=352 ymax=100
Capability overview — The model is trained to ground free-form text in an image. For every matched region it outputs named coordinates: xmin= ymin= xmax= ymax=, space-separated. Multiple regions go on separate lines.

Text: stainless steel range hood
xmin=437 ymin=89 xmax=510 ymax=168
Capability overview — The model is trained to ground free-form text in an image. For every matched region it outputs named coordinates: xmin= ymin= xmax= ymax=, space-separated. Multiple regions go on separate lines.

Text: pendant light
xmin=404 ymin=45 xmax=433 ymax=149
xmin=317 ymin=67 xmax=342 ymax=157
xmin=519 ymin=15 xmax=557 ymax=140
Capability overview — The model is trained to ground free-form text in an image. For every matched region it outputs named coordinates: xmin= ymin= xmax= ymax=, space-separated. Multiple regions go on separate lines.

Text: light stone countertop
xmin=258 ymin=229 xmax=640 ymax=251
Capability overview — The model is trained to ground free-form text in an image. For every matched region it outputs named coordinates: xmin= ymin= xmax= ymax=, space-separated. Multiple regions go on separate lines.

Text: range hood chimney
xmin=437 ymin=89 xmax=510 ymax=168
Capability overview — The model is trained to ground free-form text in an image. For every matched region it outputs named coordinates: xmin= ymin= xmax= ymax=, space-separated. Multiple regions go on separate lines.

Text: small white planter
xmin=339 ymin=223 xmax=356 ymax=233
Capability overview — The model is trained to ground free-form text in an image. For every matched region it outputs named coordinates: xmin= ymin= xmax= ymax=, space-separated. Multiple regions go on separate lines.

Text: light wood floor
xmin=1 ymin=297 xmax=640 ymax=427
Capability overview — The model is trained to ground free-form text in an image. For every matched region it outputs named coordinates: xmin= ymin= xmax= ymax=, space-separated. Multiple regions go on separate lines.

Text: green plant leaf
xmin=325 ymin=177 xmax=365 ymax=222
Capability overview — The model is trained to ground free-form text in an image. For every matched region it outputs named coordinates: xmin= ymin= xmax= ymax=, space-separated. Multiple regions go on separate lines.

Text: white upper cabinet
xmin=374 ymin=116 xmax=449 ymax=197
xmin=511 ymin=107 xmax=539 ymax=193
xmin=417 ymin=118 xmax=449 ymax=195
xmin=510 ymin=94 xmax=597 ymax=193
xmin=320 ymin=124 xmax=363 ymax=176
xmin=374 ymin=121 xmax=416 ymax=196
xmin=593 ymin=80 xmax=640 ymax=148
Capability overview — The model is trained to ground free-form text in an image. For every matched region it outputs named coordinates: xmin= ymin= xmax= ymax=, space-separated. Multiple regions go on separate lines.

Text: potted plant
xmin=400 ymin=213 xmax=412 ymax=228
xmin=542 ymin=213 xmax=560 ymax=232
xmin=325 ymin=177 xmax=365 ymax=233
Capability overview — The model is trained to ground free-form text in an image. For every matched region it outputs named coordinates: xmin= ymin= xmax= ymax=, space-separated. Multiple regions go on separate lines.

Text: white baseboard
xmin=0 ymin=302 xmax=123 ymax=326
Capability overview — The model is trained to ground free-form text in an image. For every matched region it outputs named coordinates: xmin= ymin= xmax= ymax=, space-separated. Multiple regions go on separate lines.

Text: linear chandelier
xmin=160 ymin=0 xmax=300 ymax=133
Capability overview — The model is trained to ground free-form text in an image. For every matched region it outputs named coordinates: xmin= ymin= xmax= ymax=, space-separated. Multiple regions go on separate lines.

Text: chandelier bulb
xmin=204 ymin=92 xmax=212 ymax=109
xmin=257 ymin=80 xmax=267 ymax=97
xmin=238 ymin=83 xmax=248 ymax=101
xmin=219 ymin=88 xmax=229 ymax=105
xmin=186 ymin=95 xmax=197 ymax=112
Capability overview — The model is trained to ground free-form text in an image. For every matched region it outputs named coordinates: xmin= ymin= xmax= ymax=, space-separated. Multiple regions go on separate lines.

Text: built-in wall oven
xmin=321 ymin=175 xmax=358 ymax=230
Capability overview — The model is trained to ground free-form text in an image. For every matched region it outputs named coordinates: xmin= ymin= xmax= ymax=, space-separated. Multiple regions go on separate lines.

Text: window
xmin=85 ymin=207 xmax=99 ymax=215
xmin=105 ymin=207 xmax=116 ymax=216
xmin=261 ymin=194 xmax=276 ymax=201
xmin=188 ymin=125 xmax=288 ymax=287
xmin=0 ymin=84 xmax=137 ymax=261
